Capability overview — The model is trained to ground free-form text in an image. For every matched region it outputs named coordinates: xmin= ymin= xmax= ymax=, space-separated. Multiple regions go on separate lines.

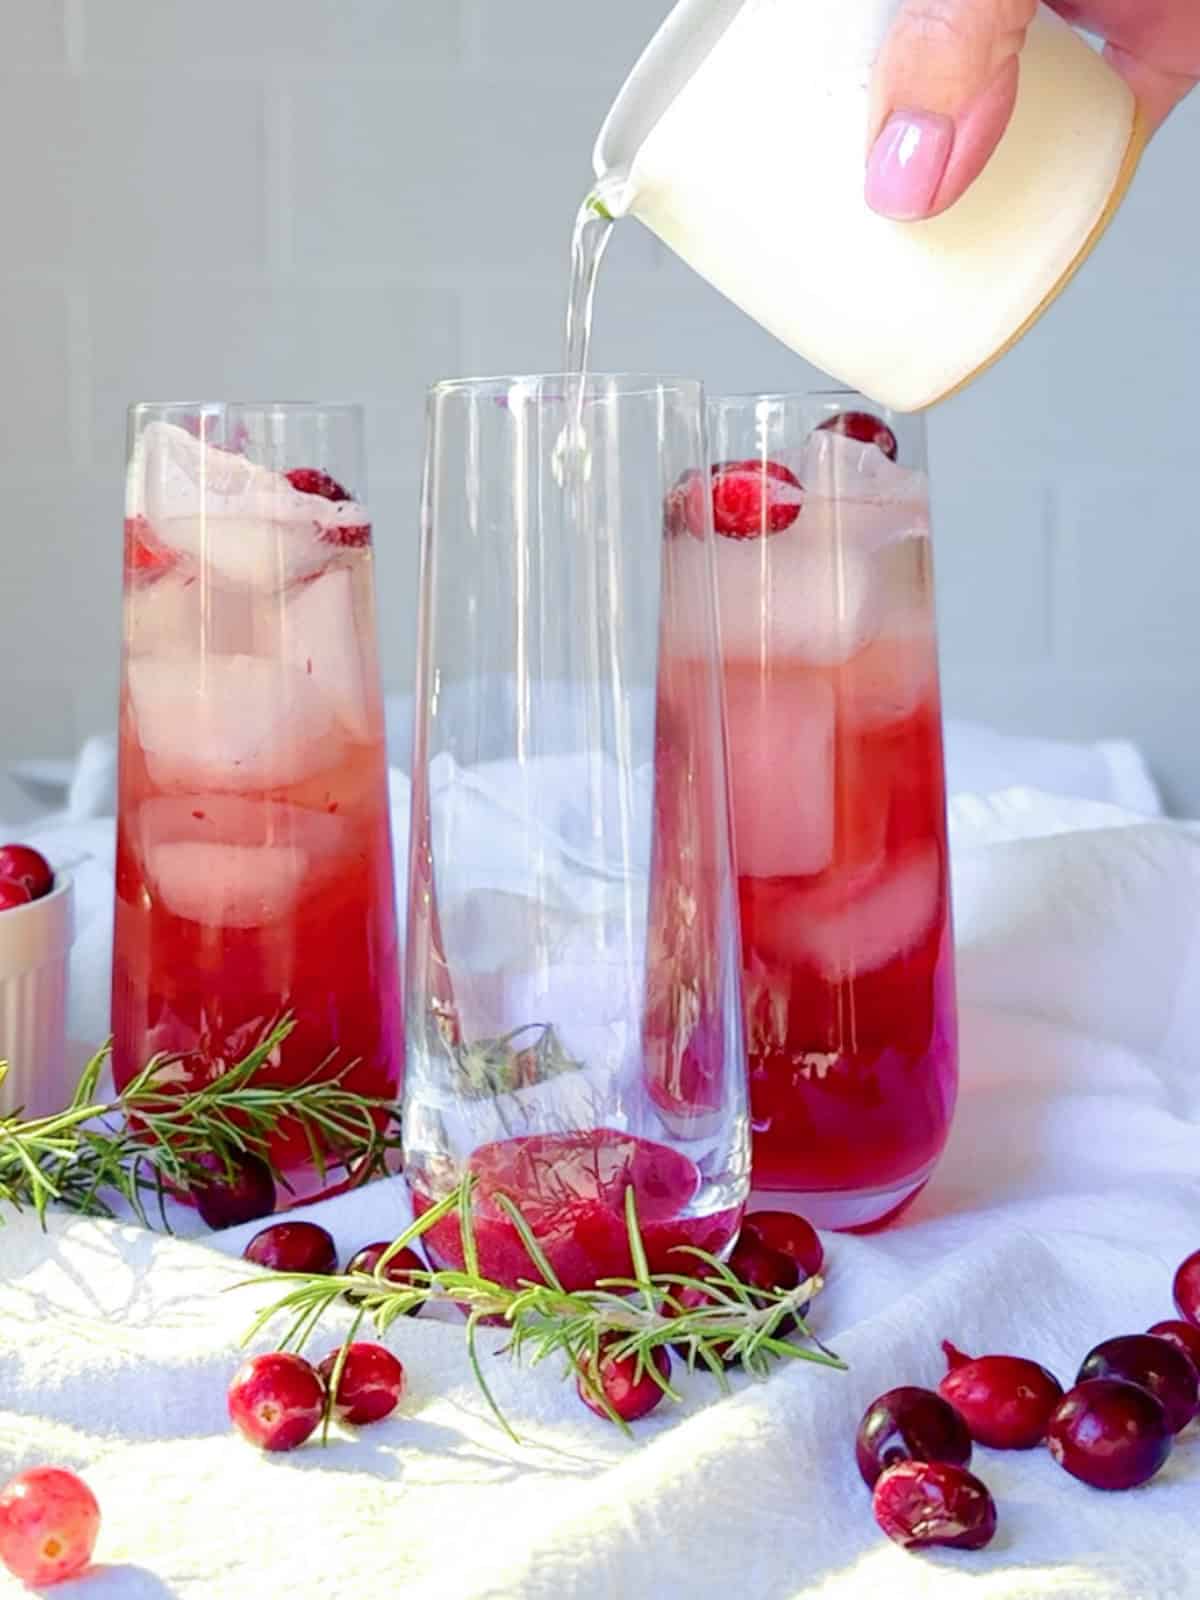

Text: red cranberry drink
xmin=112 ymin=407 xmax=402 ymax=1201
xmin=670 ymin=395 xmax=957 ymax=1229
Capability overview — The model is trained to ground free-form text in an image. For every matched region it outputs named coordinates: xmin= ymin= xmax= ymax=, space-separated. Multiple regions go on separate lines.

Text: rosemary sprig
xmin=242 ymin=1177 xmax=846 ymax=1440
xmin=0 ymin=1016 xmax=401 ymax=1227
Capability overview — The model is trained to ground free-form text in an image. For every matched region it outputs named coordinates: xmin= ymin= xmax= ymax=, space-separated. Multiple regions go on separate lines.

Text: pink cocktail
xmin=111 ymin=406 xmax=402 ymax=1200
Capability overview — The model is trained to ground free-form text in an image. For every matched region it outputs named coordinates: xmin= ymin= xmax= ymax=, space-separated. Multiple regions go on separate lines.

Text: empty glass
xmin=404 ymin=374 xmax=748 ymax=1290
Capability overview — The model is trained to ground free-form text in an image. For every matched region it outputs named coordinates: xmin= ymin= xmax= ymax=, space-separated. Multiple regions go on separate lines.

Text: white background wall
xmin=2 ymin=0 xmax=1197 ymax=811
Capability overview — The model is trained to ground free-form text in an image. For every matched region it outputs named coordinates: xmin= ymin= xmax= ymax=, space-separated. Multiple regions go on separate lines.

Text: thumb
xmin=866 ymin=0 xmax=1039 ymax=221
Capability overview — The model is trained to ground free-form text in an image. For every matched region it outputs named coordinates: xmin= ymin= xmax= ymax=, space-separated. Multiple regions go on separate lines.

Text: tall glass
xmin=404 ymin=374 xmax=748 ymax=1291
xmin=112 ymin=403 xmax=402 ymax=1201
xmin=704 ymin=393 xmax=957 ymax=1229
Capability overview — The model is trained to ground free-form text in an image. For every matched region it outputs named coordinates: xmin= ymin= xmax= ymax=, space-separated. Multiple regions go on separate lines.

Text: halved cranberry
xmin=872 ymin=1460 xmax=997 ymax=1551
xmin=816 ymin=410 xmax=899 ymax=461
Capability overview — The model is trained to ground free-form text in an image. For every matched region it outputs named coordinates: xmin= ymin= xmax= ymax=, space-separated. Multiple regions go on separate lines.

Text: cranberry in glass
xmin=577 ymin=1339 xmax=672 ymax=1423
xmin=243 ymin=1221 xmax=338 ymax=1276
xmin=816 ymin=410 xmax=899 ymax=462
xmin=0 ymin=880 xmax=32 ymax=912
xmin=1173 ymin=1250 xmax=1200 ymax=1327
xmin=740 ymin=1210 xmax=824 ymax=1279
xmin=938 ymin=1340 xmax=1064 ymax=1449
xmin=317 ymin=1342 xmax=405 ymax=1425
xmin=0 ymin=844 xmax=53 ymax=901
xmin=1147 ymin=1320 xmax=1200 ymax=1375
xmin=855 ymin=1386 xmax=972 ymax=1489
xmin=1047 ymin=1379 xmax=1171 ymax=1490
xmin=191 ymin=1150 xmax=276 ymax=1229
xmin=0 ymin=1467 xmax=101 ymax=1588
xmin=227 ymin=1352 xmax=326 ymax=1452
xmin=872 ymin=1460 xmax=997 ymax=1551
xmin=345 ymin=1241 xmax=427 ymax=1314
xmin=1076 ymin=1333 xmax=1199 ymax=1434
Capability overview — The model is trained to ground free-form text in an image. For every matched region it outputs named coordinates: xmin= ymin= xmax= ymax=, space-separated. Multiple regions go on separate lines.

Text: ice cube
xmin=789 ymin=843 xmax=941 ymax=978
xmin=836 ymin=620 xmax=938 ymax=732
xmin=798 ymin=430 xmax=930 ymax=554
xmin=136 ymin=794 xmax=348 ymax=869
xmin=281 ymin=566 xmax=370 ymax=741
xmin=724 ymin=662 xmax=835 ymax=878
xmin=125 ymin=571 xmax=253 ymax=658
xmin=713 ymin=530 xmax=881 ymax=667
xmin=128 ymin=654 xmax=339 ymax=792
xmin=146 ymin=841 xmax=310 ymax=928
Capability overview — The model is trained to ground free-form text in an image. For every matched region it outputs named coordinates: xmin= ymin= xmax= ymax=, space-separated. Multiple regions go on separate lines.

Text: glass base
xmin=750 ymin=1162 xmax=934 ymax=1233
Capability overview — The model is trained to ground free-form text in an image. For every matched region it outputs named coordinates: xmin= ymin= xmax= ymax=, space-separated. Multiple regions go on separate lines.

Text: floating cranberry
xmin=0 ymin=880 xmax=32 ymax=912
xmin=710 ymin=459 xmax=803 ymax=538
xmin=1047 ymin=1378 xmax=1171 ymax=1490
xmin=244 ymin=1221 xmax=338 ymax=1276
xmin=286 ymin=467 xmax=351 ymax=502
xmin=1147 ymin=1320 xmax=1200 ymax=1375
xmin=872 ymin=1460 xmax=996 ymax=1551
xmin=1077 ymin=1333 xmax=1198 ymax=1434
xmin=345 ymin=1241 xmax=427 ymax=1315
xmin=816 ymin=410 xmax=899 ymax=461
xmin=227 ymin=1352 xmax=326 ymax=1452
xmin=938 ymin=1340 xmax=1064 ymax=1449
xmin=317 ymin=1342 xmax=405 ymax=1425
xmin=1173 ymin=1250 xmax=1200 ymax=1327
xmin=191 ymin=1150 xmax=277 ymax=1229
xmin=664 ymin=467 xmax=708 ymax=538
xmin=0 ymin=845 xmax=53 ymax=901
xmin=739 ymin=1210 xmax=824 ymax=1279
xmin=855 ymin=1386 xmax=972 ymax=1489
xmin=0 ymin=1467 xmax=101 ymax=1587
xmin=577 ymin=1339 xmax=671 ymax=1423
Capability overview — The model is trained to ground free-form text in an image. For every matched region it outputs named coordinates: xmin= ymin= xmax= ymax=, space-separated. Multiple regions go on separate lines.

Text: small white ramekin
xmin=0 ymin=873 xmax=75 ymax=1118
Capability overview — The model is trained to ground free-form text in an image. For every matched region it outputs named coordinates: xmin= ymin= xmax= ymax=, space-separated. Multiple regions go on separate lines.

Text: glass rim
xmin=710 ymin=387 xmax=879 ymax=405
xmin=127 ymin=400 xmax=365 ymax=418
xmin=428 ymin=372 xmax=705 ymax=401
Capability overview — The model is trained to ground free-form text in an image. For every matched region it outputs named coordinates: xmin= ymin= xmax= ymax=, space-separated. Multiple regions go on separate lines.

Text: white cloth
xmin=1 ymin=749 xmax=1198 ymax=1597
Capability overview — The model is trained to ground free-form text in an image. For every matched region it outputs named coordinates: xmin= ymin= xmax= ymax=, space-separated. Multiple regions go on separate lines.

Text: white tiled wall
xmin=2 ymin=1 xmax=1198 ymax=810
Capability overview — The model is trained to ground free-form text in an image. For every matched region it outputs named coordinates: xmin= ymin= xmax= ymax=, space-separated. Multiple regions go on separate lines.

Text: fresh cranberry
xmin=0 ymin=844 xmax=53 ymax=901
xmin=190 ymin=1151 xmax=276 ymax=1229
xmin=816 ymin=410 xmax=899 ymax=461
xmin=317 ymin=1342 xmax=405 ymax=1425
xmin=124 ymin=514 xmax=176 ymax=578
xmin=1147 ymin=1320 xmax=1200 ymax=1375
xmin=243 ymin=1221 xmax=338 ymax=1276
xmin=1173 ymin=1249 xmax=1200 ymax=1326
xmin=710 ymin=459 xmax=803 ymax=539
xmin=872 ymin=1460 xmax=997 ymax=1551
xmin=286 ymin=467 xmax=351 ymax=502
xmin=664 ymin=468 xmax=707 ymax=538
xmin=938 ymin=1340 xmax=1064 ymax=1449
xmin=227 ymin=1352 xmax=326 ymax=1451
xmin=1047 ymin=1378 xmax=1171 ymax=1489
xmin=671 ymin=1236 xmax=801 ymax=1366
xmin=345 ymin=1242 xmax=427 ymax=1315
xmin=1077 ymin=1333 xmax=1199 ymax=1434
xmin=0 ymin=1467 xmax=101 ymax=1587
xmin=855 ymin=1386 xmax=972 ymax=1489
xmin=577 ymin=1339 xmax=671 ymax=1423
xmin=739 ymin=1210 xmax=824 ymax=1280
xmin=0 ymin=880 xmax=32 ymax=912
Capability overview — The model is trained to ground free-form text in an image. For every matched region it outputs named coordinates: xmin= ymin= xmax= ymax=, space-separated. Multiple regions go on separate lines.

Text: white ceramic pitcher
xmin=593 ymin=0 xmax=1145 ymax=412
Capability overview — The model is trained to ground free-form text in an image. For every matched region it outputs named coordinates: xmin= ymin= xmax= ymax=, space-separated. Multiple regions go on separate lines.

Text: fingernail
xmin=866 ymin=111 xmax=955 ymax=221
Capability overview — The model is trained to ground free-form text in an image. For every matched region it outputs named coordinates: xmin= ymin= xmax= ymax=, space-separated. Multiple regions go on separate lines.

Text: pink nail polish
xmin=866 ymin=111 xmax=955 ymax=221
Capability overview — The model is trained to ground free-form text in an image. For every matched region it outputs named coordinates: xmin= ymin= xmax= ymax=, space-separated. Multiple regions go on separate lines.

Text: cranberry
xmin=1173 ymin=1249 xmax=1200 ymax=1327
xmin=1047 ymin=1378 xmax=1172 ymax=1490
xmin=739 ymin=1210 xmax=824 ymax=1280
xmin=672 ymin=1236 xmax=800 ymax=1366
xmin=190 ymin=1150 xmax=277 ymax=1229
xmin=1147 ymin=1319 xmax=1200 ymax=1375
xmin=577 ymin=1339 xmax=671 ymax=1423
xmin=816 ymin=410 xmax=899 ymax=461
xmin=0 ymin=880 xmax=33 ymax=912
xmin=0 ymin=844 xmax=53 ymax=901
xmin=938 ymin=1340 xmax=1064 ymax=1449
xmin=286 ymin=467 xmax=351 ymax=502
xmin=1077 ymin=1333 xmax=1199 ymax=1434
xmin=123 ymin=514 xmax=177 ymax=578
xmin=244 ymin=1221 xmax=338 ymax=1276
xmin=872 ymin=1460 xmax=997 ymax=1551
xmin=319 ymin=521 xmax=372 ymax=548
xmin=227 ymin=1352 xmax=326 ymax=1451
xmin=664 ymin=468 xmax=707 ymax=538
xmin=345 ymin=1242 xmax=427 ymax=1315
xmin=855 ymin=1386 xmax=972 ymax=1489
xmin=0 ymin=1467 xmax=100 ymax=1587
xmin=710 ymin=459 xmax=803 ymax=539
xmin=317 ymin=1342 xmax=405 ymax=1425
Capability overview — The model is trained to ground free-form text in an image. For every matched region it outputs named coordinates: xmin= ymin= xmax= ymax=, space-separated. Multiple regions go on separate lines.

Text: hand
xmin=865 ymin=0 xmax=1199 ymax=220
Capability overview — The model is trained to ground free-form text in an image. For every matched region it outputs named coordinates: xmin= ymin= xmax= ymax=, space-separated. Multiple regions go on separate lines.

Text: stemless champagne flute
xmin=112 ymin=403 xmax=402 ymax=1203
xmin=404 ymin=373 xmax=748 ymax=1291
xmin=702 ymin=392 xmax=957 ymax=1229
